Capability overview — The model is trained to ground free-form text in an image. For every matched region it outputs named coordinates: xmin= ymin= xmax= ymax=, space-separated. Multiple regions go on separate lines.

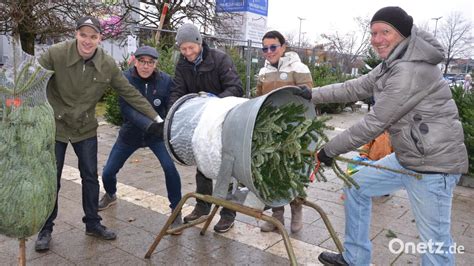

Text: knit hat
xmin=134 ymin=46 xmax=159 ymax=59
xmin=176 ymin=23 xmax=202 ymax=47
xmin=371 ymin=6 xmax=413 ymax=37
xmin=76 ymin=16 xmax=101 ymax=33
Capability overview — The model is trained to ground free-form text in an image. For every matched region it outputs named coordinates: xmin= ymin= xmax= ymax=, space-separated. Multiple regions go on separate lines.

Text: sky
xmin=266 ymin=0 xmax=473 ymax=44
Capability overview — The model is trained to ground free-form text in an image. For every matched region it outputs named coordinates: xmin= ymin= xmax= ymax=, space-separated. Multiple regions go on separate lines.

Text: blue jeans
xmin=102 ymin=138 xmax=182 ymax=209
xmin=342 ymin=153 xmax=460 ymax=266
xmin=42 ymin=137 xmax=102 ymax=232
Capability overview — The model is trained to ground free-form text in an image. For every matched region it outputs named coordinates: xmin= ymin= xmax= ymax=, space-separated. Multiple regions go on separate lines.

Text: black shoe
xmin=183 ymin=208 xmax=209 ymax=223
xmin=35 ymin=230 xmax=52 ymax=252
xmin=213 ymin=216 xmax=235 ymax=233
xmin=318 ymin=251 xmax=348 ymax=266
xmin=86 ymin=224 xmax=117 ymax=240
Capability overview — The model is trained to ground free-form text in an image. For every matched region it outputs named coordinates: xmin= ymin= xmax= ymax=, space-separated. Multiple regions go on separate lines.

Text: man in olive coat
xmin=34 ymin=16 xmax=161 ymax=252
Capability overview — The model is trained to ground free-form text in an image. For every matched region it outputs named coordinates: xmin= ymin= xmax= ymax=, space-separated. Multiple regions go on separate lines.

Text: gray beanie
xmin=176 ymin=23 xmax=202 ymax=47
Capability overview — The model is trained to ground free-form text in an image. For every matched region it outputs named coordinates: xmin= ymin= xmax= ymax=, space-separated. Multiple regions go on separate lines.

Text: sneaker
xmin=213 ymin=216 xmax=235 ymax=233
xmin=98 ymin=193 xmax=117 ymax=211
xmin=85 ymin=224 xmax=117 ymax=240
xmin=183 ymin=208 xmax=209 ymax=223
xmin=169 ymin=212 xmax=183 ymax=235
xmin=35 ymin=230 xmax=52 ymax=252
xmin=317 ymin=251 xmax=348 ymax=266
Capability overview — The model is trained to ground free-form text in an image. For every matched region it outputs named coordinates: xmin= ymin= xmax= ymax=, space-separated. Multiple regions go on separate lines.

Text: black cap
xmin=134 ymin=46 xmax=159 ymax=59
xmin=371 ymin=6 xmax=413 ymax=37
xmin=76 ymin=16 xmax=101 ymax=33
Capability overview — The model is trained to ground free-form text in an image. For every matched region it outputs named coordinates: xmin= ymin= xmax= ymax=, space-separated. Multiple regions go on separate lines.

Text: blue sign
xmin=216 ymin=0 xmax=268 ymax=16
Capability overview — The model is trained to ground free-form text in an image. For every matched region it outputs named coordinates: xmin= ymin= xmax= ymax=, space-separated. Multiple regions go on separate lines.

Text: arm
xmin=119 ymin=97 xmax=153 ymax=132
xmin=110 ymin=65 xmax=158 ymax=120
xmin=311 ymin=71 xmax=375 ymax=104
xmin=38 ymin=48 xmax=54 ymax=71
xmin=217 ymin=54 xmax=243 ymax=97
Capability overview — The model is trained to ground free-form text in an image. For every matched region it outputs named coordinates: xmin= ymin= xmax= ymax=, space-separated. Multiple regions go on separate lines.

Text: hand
xmin=147 ymin=122 xmax=164 ymax=138
xmin=154 ymin=115 xmax=164 ymax=123
xmin=317 ymin=148 xmax=333 ymax=166
xmin=294 ymin=84 xmax=312 ymax=100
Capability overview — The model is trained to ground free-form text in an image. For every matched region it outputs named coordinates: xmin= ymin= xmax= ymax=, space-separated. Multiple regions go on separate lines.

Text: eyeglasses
xmin=137 ymin=59 xmax=156 ymax=66
xmin=262 ymin=44 xmax=281 ymax=53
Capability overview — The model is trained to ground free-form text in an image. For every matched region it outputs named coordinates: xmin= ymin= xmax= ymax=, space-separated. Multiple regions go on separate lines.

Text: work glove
xmin=293 ymin=84 xmax=312 ymax=100
xmin=147 ymin=122 xmax=164 ymax=138
xmin=317 ymin=148 xmax=333 ymax=166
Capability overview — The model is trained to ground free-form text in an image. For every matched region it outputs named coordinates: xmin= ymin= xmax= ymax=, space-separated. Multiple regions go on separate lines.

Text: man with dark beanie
xmin=313 ymin=6 xmax=468 ymax=265
xmin=168 ymin=23 xmax=243 ymax=233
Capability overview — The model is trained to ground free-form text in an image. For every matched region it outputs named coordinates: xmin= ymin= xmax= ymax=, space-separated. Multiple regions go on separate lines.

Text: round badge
xmin=153 ymin=99 xmax=161 ymax=106
xmin=280 ymin=72 xmax=288 ymax=80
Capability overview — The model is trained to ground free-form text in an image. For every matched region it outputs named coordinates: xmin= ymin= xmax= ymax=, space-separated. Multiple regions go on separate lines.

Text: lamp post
xmin=431 ymin=16 xmax=442 ymax=37
xmin=297 ymin=16 xmax=305 ymax=47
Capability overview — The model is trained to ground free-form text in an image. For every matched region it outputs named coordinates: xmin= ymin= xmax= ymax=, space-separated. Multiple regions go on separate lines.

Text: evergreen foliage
xmin=451 ymin=86 xmax=474 ymax=176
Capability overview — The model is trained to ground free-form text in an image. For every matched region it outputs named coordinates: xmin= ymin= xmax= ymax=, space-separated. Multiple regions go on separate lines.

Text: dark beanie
xmin=371 ymin=6 xmax=413 ymax=37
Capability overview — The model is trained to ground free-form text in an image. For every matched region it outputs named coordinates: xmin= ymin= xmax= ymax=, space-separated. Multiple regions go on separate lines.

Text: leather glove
xmin=293 ymin=84 xmax=312 ymax=100
xmin=147 ymin=122 xmax=164 ymax=138
xmin=317 ymin=148 xmax=333 ymax=166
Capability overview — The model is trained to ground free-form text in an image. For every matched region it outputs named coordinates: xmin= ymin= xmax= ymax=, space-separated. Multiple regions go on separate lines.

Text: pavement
xmin=1 ymin=106 xmax=474 ymax=265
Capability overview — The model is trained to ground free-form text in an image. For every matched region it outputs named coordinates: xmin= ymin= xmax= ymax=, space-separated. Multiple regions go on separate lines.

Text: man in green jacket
xmin=34 ymin=16 xmax=161 ymax=252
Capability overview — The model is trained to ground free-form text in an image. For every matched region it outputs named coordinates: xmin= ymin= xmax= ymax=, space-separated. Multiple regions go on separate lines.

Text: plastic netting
xmin=0 ymin=40 xmax=57 ymax=238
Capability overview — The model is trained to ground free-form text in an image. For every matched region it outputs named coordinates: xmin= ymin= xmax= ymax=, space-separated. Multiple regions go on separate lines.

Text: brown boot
xmin=260 ymin=206 xmax=284 ymax=232
xmin=290 ymin=200 xmax=303 ymax=233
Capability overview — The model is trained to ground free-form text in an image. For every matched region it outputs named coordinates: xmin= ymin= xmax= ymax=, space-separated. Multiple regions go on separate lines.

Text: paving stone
xmin=29 ymin=252 xmax=75 ymax=265
xmin=47 ymin=228 xmax=115 ymax=263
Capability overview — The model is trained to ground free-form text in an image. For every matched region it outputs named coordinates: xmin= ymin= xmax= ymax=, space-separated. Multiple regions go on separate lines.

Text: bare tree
xmin=0 ymin=1 xmax=124 ymax=54
xmin=437 ymin=11 xmax=473 ymax=74
xmin=320 ymin=16 xmax=371 ymax=73
xmin=121 ymin=0 xmax=235 ymax=42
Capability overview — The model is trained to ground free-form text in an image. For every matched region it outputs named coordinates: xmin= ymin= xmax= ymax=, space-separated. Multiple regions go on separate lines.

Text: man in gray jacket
xmin=314 ymin=7 xmax=468 ymax=266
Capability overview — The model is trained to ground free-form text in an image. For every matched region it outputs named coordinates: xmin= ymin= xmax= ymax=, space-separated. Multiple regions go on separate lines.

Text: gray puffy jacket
xmin=312 ymin=26 xmax=468 ymax=174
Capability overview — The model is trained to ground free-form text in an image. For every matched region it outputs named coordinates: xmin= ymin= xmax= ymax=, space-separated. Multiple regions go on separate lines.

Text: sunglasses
xmin=262 ymin=44 xmax=281 ymax=53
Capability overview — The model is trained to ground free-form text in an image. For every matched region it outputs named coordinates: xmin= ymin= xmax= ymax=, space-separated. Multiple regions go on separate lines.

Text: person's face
xmin=134 ymin=55 xmax=156 ymax=78
xmin=75 ymin=26 xmax=101 ymax=60
xmin=179 ymin=42 xmax=202 ymax=62
xmin=262 ymin=38 xmax=286 ymax=65
xmin=370 ymin=22 xmax=405 ymax=60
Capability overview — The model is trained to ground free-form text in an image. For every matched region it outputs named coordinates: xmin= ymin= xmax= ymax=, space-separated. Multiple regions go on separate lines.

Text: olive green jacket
xmin=39 ymin=40 xmax=158 ymax=143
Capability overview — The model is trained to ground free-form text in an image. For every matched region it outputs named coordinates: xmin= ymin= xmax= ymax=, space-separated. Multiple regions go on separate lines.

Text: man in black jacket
xmin=168 ymin=23 xmax=243 ymax=233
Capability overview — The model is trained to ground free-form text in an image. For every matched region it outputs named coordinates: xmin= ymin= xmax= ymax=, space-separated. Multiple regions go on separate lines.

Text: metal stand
xmin=144 ymin=193 xmax=343 ymax=265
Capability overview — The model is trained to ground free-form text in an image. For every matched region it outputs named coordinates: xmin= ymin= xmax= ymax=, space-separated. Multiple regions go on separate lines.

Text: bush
xmin=451 ymin=86 xmax=474 ymax=176
xmin=104 ymin=88 xmax=122 ymax=126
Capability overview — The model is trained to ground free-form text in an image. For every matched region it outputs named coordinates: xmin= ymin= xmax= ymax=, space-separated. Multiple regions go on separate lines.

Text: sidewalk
xmin=1 ymin=109 xmax=473 ymax=265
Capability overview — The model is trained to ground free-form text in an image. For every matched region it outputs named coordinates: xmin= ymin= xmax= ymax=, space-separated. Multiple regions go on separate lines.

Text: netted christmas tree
xmin=0 ymin=39 xmax=56 ymax=239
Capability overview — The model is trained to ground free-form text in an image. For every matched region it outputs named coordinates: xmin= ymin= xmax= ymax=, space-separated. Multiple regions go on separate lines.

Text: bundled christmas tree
xmin=0 ymin=39 xmax=56 ymax=243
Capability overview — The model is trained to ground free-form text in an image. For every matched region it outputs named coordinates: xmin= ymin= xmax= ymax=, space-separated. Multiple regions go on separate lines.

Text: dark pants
xmin=41 ymin=137 xmax=102 ymax=232
xmin=102 ymin=138 xmax=182 ymax=209
xmin=195 ymin=170 xmax=235 ymax=220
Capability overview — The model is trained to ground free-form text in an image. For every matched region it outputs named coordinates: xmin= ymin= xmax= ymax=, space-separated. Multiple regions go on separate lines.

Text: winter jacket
xmin=118 ymin=67 xmax=172 ymax=147
xmin=168 ymin=42 xmax=243 ymax=108
xmin=311 ymin=26 xmax=468 ymax=174
xmin=39 ymin=40 xmax=157 ymax=143
xmin=256 ymin=51 xmax=313 ymax=96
